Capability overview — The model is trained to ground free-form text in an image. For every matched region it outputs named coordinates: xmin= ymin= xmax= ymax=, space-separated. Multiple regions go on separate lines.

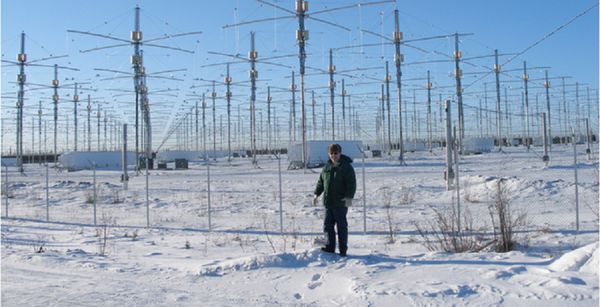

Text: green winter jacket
xmin=314 ymin=154 xmax=357 ymax=209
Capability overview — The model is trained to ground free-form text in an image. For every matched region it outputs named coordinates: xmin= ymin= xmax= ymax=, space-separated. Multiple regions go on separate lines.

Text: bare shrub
xmin=262 ymin=214 xmax=277 ymax=253
xmin=123 ymin=229 xmax=138 ymax=241
xmin=84 ymin=191 xmax=94 ymax=204
xmin=463 ymin=178 xmax=480 ymax=203
xmin=415 ymin=201 xmax=491 ymax=253
xmin=111 ymin=189 xmax=123 ymax=204
xmin=288 ymin=211 xmax=299 ymax=251
xmin=489 ymin=178 xmax=528 ymax=252
xmin=32 ymin=235 xmax=46 ymax=253
xmin=398 ymin=186 xmax=414 ymax=205
xmin=232 ymin=234 xmax=245 ymax=253
xmin=382 ymin=188 xmax=395 ymax=244
xmin=1 ymin=186 xmax=13 ymax=198
xmin=96 ymin=213 xmax=116 ymax=256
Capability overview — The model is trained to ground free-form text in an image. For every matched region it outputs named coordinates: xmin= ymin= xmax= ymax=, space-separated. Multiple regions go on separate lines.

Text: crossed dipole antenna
xmin=207 ymin=31 xmax=293 ymax=166
xmin=1 ymin=32 xmax=77 ymax=173
xmin=223 ymin=0 xmax=394 ymax=169
xmin=189 ymin=68 xmax=251 ymax=162
xmin=68 ymin=5 xmax=201 ymax=169
xmin=335 ymin=8 xmax=473 ymax=163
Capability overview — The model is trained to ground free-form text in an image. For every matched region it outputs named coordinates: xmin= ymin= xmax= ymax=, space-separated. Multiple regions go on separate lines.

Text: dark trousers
xmin=323 ymin=207 xmax=348 ymax=252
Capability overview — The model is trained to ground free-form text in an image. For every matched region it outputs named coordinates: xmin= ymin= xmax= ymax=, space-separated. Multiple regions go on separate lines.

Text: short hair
xmin=328 ymin=143 xmax=342 ymax=153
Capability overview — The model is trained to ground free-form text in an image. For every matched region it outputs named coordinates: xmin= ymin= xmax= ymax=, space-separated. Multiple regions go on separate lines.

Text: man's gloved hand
xmin=312 ymin=194 xmax=319 ymax=206
xmin=342 ymin=197 xmax=353 ymax=207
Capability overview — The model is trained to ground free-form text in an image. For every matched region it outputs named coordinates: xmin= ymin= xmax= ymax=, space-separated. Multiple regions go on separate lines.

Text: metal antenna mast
xmin=453 ymin=33 xmax=465 ymax=154
xmin=97 ymin=104 xmax=102 ymax=150
xmin=224 ymin=0 xmax=393 ymax=168
xmin=494 ymin=50 xmax=503 ymax=150
xmin=385 ymin=62 xmax=392 ymax=154
xmin=51 ymin=65 xmax=60 ymax=165
xmin=133 ymin=6 xmax=142 ymax=165
xmin=2 ymin=32 xmax=69 ymax=172
xmin=311 ymin=90 xmax=316 ymax=140
xmin=225 ymin=64 xmax=233 ymax=161
xmin=267 ymin=86 xmax=272 ymax=154
xmin=393 ymin=9 xmax=405 ymax=163
xmin=544 ymin=70 xmax=552 ymax=149
xmin=328 ymin=49 xmax=336 ymax=140
xmin=426 ymin=70 xmax=432 ymax=153
xmin=16 ymin=32 xmax=26 ymax=172
xmin=87 ymin=95 xmax=92 ymax=151
xmin=341 ymin=79 xmax=347 ymax=140
xmin=195 ymin=100 xmax=199 ymax=152
xmin=291 ymin=71 xmax=297 ymax=142
xmin=38 ymin=101 xmax=42 ymax=162
xmin=249 ymin=31 xmax=258 ymax=166
xmin=211 ymin=81 xmax=217 ymax=160
xmin=297 ymin=0 xmax=308 ymax=168
xmin=523 ymin=61 xmax=531 ymax=151
xmin=73 ymin=83 xmax=80 ymax=151
xmin=69 ymin=5 xmax=201 ymax=167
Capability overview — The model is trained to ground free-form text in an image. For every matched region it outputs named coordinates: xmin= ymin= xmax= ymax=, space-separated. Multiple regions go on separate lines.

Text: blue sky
xmin=1 ymin=0 xmax=598 ymax=152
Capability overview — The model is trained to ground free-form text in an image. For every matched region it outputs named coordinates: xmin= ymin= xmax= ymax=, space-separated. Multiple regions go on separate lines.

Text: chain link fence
xmin=1 ymin=145 xmax=598 ymax=239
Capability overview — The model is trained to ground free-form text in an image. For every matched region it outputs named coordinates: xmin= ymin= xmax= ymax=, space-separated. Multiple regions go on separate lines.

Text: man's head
xmin=328 ymin=143 xmax=342 ymax=163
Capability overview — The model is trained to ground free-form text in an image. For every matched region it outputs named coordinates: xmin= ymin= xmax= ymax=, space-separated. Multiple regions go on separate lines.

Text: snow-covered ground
xmin=1 ymin=145 xmax=598 ymax=305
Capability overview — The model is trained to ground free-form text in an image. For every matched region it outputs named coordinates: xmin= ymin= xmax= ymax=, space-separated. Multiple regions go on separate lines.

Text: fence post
xmin=4 ymin=163 xmax=8 ymax=218
xmin=45 ymin=163 xmax=49 ymax=221
xmin=571 ymin=128 xmax=580 ymax=232
xmin=453 ymin=124 xmax=461 ymax=231
xmin=207 ymin=162 xmax=212 ymax=231
xmin=145 ymin=156 xmax=150 ymax=228
xmin=542 ymin=112 xmax=549 ymax=164
xmin=445 ymin=100 xmax=454 ymax=190
xmin=278 ymin=155 xmax=283 ymax=234
xmin=585 ymin=118 xmax=592 ymax=161
xmin=122 ymin=124 xmax=129 ymax=190
xmin=362 ymin=152 xmax=367 ymax=235
xmin=93 ymin=162 xmax=97 ymax=226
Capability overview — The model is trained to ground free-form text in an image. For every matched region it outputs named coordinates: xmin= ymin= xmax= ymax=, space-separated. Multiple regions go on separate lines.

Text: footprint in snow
xmin=308 ymin=273 xmax=323 ymax=290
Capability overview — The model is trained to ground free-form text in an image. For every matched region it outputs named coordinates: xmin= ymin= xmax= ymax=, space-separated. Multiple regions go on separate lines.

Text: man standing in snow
xmin=313 ymin=143 xmax=356 ymax=257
